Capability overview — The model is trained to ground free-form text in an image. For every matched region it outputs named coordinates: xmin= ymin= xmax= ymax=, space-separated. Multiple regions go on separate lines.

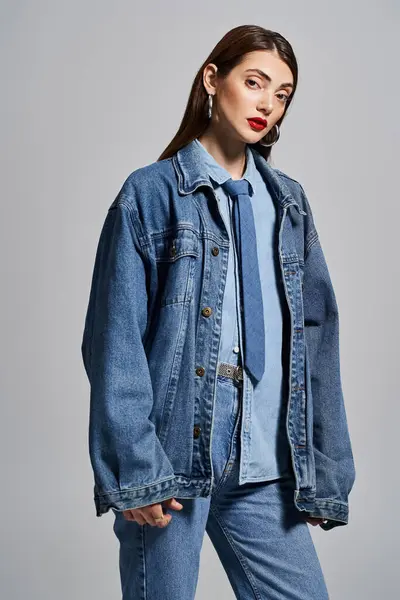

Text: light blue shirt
xmin=193 ymin=138 xmax=291 ymax=479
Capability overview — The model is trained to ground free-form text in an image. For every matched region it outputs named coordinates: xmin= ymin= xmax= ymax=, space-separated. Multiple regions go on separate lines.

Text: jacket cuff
xmin=307 ymin=498 xmax=349 ymax=530
xmin=94 ymin=476 xmax=179 ymax=516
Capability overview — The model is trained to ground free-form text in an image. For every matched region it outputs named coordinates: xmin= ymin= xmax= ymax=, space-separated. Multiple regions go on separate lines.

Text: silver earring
xmin=208 ymin=94 xmax=213 ymax=119
xmin=259 ymin=123 xmax=280 ymax=147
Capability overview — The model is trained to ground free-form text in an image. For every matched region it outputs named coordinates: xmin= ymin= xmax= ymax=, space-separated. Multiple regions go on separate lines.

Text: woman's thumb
xmin=167 ymin=497 xmax=183 ymax=510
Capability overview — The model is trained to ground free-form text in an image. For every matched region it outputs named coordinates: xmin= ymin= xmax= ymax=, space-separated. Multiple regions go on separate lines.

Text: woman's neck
xmin=197 ymin=128 xmax=247 ymax=180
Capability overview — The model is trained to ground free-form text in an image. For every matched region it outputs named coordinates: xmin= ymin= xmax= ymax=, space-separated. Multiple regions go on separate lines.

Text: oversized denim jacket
xmin=81 ymin=140 xmax=356 ymax=531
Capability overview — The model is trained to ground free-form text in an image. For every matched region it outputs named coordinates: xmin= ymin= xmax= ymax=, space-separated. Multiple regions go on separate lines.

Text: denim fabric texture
xmin=81 ymin=138 xmax=356 ymax=531
xmin=194 ymin=138 xmax=291 ymax=481
xmin=112 ymin=375 xmax=330 ymax=599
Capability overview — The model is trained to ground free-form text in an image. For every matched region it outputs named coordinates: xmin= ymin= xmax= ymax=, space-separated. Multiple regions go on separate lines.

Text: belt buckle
xmin=233 ymin=365 xmax=243 ymax=383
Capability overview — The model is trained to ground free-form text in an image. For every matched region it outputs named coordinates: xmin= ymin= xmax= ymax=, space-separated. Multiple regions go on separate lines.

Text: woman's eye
xmin=246 ymin=78 xmax=260 ymax=89
xmin=277 ymin=93 xmax=289 ymax=102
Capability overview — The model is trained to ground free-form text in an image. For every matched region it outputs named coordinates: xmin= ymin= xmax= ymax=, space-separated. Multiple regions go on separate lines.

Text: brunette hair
xmin=157 ymin=24 xmax=298 ymax=163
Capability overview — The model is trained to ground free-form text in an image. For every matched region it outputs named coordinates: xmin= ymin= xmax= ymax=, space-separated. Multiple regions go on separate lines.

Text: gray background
xmin=1 ymin=1 xmax=398 ymax=598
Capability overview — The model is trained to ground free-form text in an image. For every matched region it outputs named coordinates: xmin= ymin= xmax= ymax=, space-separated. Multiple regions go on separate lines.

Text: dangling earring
xmin=208 ymin=94 xmax=213 ymax=119
xmin=259 ymin=123 xmax=280 ymax=147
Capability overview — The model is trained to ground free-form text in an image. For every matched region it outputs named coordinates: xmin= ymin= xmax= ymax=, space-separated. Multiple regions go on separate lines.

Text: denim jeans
xmin=112 ymin=373 xmax=329 ymax=599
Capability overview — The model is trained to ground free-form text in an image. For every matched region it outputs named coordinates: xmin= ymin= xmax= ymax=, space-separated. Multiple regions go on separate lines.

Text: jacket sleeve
xmin=301 ymin=192 xmax=356 ymax=531
xmin=81 ymin=198 xmax=179 ymax=516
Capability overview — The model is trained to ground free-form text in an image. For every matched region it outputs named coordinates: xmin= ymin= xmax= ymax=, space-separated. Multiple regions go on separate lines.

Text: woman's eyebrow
xmin=244 ymin=68 xmax=294 ymax=89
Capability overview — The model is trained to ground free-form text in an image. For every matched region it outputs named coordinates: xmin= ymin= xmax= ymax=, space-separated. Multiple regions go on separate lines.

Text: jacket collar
xmin=172 ymin=138 xmax=307 ymax=215
xmin=191 ymin=137 xmax=257 ymax=197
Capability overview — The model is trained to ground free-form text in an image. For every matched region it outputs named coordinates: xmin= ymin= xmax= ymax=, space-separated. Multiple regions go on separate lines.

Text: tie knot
xmin=221 ymin=178 xmax=251 ymax=199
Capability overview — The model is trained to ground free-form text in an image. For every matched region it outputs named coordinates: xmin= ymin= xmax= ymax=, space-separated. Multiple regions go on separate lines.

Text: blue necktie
xmin=221 ymin=178 xmax=265 ymax=382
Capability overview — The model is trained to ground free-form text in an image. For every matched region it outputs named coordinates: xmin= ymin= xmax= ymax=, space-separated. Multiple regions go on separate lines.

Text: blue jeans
xmin=112 ymin=374 xmax=329 ymax=599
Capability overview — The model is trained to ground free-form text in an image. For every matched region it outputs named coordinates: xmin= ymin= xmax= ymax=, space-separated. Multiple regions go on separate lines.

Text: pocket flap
xmin=154 ymin=228 xmax=199 ymax=262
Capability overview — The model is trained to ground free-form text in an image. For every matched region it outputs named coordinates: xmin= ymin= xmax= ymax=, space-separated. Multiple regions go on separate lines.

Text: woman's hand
xmin=304 ymin=516 xmax=327 ymax=526
xmin=122 ymin=497 xmax=183 ymax=527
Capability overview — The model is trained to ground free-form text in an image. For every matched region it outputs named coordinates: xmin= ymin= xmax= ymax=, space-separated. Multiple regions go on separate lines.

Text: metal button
xmin=201 ymin=307 xmax=212 ymax=317
xmin=196 ymin=367 xmax=205 ymax=377
xmin=169 ymin=243 xmax=177 ymax=257
xmin=211 ymin=247 xmax=219 ymax=256
xmin=193 ymin=425 xmax=201 ymax=439
xmin=233 ymin=346 xmax=239 ymax=353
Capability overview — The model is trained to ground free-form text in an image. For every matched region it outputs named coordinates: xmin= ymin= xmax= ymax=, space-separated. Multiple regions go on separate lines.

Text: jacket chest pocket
xmin=153 ymin=228 xmax=200 ymax=307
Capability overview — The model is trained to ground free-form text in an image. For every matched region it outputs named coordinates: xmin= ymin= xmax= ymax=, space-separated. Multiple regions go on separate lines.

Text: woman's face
xmin=204 ymin=50 xmax=294 ymax=144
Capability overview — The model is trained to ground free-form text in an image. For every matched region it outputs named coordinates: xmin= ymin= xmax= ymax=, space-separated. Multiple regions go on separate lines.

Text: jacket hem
xmin=94 ymin=475 xmax=350 ymax=532
xmin=94 ymin=476 xmax=179 ymax=516
xmin=306 ymin=497 xmax=349 ymax=531
xmin=94 ymin=474 xmax=215 ymax=516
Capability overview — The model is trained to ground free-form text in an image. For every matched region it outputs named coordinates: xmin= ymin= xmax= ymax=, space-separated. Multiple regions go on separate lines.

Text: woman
xmin=81 ymin=24 xmax=356 ymax=599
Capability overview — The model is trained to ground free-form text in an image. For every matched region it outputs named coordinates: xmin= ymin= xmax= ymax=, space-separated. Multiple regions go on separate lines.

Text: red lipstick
xmin=247 ymin=117 xmax=267 ymax=131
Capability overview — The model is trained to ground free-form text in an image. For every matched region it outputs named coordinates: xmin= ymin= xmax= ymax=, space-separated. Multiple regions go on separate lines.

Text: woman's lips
xmin=247 ymin=118 xmax=267 ymax=131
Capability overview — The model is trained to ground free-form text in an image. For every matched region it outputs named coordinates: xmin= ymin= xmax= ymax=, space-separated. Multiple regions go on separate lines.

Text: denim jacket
xmin=81 ymin=140 xmax=356 ymax=531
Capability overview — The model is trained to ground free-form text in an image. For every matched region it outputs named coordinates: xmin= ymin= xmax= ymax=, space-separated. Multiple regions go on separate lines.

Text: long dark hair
xmin=157 ymin=25 xmax=298 ymax=163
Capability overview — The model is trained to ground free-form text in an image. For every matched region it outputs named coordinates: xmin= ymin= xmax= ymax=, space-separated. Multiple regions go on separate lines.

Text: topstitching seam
xmin=209 ymin=505 xmax=262 ymax=600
